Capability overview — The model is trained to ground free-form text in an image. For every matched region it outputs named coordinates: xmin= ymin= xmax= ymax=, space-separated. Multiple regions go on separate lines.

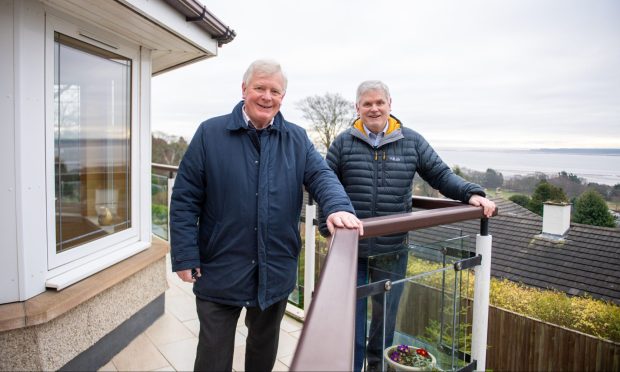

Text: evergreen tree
xmin=453 ymin=165 xmax=465 ymax=179
xmin=528 ymin=181 xmax=568 ymax=215
xmin=509 ymin=194 xmax=530 ymax=208
xmin=484 ymin=168 xmax=504 ymax=189
xmin=573 ymin=189 xmax=616 ymax=227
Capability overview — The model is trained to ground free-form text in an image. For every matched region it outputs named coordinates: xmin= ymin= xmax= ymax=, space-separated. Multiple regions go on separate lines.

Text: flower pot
xmin=384 ymin=345 xmax=437 ymax=371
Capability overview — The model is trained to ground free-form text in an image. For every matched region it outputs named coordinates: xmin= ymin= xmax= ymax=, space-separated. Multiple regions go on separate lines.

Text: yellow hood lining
xmin=353 ymin=116 xmax=401 ymax=136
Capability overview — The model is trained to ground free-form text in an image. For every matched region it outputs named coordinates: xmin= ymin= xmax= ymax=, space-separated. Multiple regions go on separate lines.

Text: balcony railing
xmin=291 ymin=198 xmax=496 ymax=371
xmin=150 ymin=164 xmax=495 ymax=371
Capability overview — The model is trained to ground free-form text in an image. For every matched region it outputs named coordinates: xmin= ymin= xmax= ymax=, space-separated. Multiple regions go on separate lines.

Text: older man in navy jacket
xmin=170 ymin=59 xmax=362 ymax=372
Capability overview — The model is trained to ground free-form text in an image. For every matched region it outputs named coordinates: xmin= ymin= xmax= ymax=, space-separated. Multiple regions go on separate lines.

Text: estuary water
xmin=436 ymin=148 xmax=620 ymax=186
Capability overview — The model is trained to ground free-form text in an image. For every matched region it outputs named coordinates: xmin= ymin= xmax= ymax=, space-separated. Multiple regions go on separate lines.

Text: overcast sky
xmin=152 ymin=0 xmax=620 ymax=149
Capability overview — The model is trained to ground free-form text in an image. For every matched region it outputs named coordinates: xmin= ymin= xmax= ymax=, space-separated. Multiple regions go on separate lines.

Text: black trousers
xmin=194 ymin=297 xmax=288 ymax=372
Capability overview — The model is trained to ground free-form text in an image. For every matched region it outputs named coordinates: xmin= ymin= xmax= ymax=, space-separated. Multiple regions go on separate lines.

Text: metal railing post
xmin=167 ymin=176 xmax=175 ymax=240
xmin=471 ymin=218 xmax=492 ymax=371
xmin=304 ymin=196 xmax=316 ymax=312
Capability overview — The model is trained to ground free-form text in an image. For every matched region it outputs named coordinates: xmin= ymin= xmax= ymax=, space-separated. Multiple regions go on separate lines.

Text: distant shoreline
xmin=532 ymin=148 xmax=620 ymax=156
xmin=437 ymin=147 xmax=620 ymax=156
xmin=436 ymin=148 xmax=620 ymax=186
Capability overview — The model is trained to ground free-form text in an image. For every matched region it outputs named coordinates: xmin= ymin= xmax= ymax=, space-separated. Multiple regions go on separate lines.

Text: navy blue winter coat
xmin=170 ymin=101 xmax=355 ymax=309
xmin=319 ymin=116 xmax=485 ymax=257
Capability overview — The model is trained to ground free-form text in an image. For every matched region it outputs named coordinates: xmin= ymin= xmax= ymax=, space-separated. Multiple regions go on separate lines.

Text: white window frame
xmin=44 ymin=14 xmax=148 ymax=288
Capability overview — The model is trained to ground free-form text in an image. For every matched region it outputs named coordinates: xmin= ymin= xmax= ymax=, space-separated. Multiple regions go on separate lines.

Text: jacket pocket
xmin=201 ymin=222 xmax=222 ymax=261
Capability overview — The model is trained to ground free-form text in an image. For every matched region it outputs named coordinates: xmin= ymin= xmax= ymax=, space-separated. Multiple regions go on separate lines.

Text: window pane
xmin=54 ymin=33 xmax=131 ymax=253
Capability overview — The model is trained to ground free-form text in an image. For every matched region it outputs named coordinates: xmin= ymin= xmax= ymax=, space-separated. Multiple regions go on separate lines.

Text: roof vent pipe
xmin=542 ymin=202 xmax=572 ymax=236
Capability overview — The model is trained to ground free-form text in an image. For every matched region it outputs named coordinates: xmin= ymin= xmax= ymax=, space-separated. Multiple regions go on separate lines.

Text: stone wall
xmin=0 ymin=257 xmax=166 ymax=371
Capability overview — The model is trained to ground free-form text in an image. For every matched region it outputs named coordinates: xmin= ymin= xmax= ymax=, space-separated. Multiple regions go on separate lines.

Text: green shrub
xmin=489 ymin=278 xmax=619 ymax=342
xmin=151 ymin=204 xmax=168 ymax=224
xmin=408 ymin=257 xmax=620 ymax=342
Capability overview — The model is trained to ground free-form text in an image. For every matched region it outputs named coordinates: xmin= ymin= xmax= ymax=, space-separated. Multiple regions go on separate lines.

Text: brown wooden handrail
xmin=363 ymin=204 xmax=492 ymax=238
xmin=290 ymin=197 xmax=497 ymax=371
xmin=411 ymin=195 xmax=467 ymax=209
xmin=290 ymin=228 xmax=359 ymax=371
xmin=152 ymin=162 xmax=179 ymax=175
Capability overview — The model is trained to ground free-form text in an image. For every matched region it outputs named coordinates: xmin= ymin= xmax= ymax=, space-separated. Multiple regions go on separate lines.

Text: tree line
xmin=449 ymin=167 xmax=619 ymax=228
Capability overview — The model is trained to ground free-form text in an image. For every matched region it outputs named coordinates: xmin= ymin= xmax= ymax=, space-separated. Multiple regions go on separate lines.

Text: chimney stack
xmin=542 ymin=202 xmax=571 ymax=237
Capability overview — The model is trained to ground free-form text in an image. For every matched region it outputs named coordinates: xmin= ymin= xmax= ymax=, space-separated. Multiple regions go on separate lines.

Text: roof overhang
xmin=41 ymin=0 xmax=236 ymax=75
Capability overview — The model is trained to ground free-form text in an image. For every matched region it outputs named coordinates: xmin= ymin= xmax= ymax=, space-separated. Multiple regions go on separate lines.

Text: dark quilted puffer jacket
xmin=319 ymin=115 xmax=485 ymax=257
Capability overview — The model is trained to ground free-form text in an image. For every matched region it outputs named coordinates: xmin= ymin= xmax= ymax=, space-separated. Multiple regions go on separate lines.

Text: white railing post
xmin=303 ymin=202 xmax=316 ymax=312
xmin=472 ymin=232 xmax=492 ymax=371
xmin=167 ymin=176 xmax=175 ymax=240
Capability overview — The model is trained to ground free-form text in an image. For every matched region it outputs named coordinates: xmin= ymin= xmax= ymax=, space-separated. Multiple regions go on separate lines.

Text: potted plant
xmin=384 ymin=344 xmax=437 ymax=371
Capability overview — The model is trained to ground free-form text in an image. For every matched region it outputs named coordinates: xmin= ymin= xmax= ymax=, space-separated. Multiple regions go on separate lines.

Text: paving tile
xmin=232 ymin=349 xmax=289 ymax=372
xmin=288 ymin=329 xmax=302 ymax=340
xmin=165 ymin=292 xmax=198 ymax=322
xmin=112 ymin=334 xmax=169 ymax=371
xmin=172 ymin=278 xmax=196 ymax=297
xmin=145 ymin=312 xmax=194 ymax=347
xmin=158 ymin=337 xmax=198 ymax=372
xmin=276 ymin=330 xmax=299 ymax=358
xmin=278 ymin=353 xmax=294 ymax=369
xmin=152 ymin=365 xmax=176 ymax=371
xmin=237 ymin=308 xmax=247 ymax=326
xmin=273 ymin=359 xmax=289 ymax=371
xmin=234 ymin=329 xmax=247 ymax=347
xmin=183 ymin=318 xmax=200 ymax=336
xmin=280 ymin=316 xmax=303 ymax=333
xmin=236 ymin=324 xmax=248 ymax=337
xmin=164 ymin=281 xmax=185 ymax=297
xmin=97 ymin=360 xmax=117 ymax=371
xmin=232 ymin=344 xmax=246 ymax=371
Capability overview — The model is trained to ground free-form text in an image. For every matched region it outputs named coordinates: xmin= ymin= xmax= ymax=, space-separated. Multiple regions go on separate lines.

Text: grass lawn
xmin=485 ymin=189 xmax=525 ymax=200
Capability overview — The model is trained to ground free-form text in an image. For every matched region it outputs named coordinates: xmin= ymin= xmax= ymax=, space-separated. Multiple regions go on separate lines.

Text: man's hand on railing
xmin=176 ymin=268 xmax=201 ymax=283
xmin=468 ymin=195 xmax=497 ymax=218
xmin=326 ymin=211 xmax=364 ymax=236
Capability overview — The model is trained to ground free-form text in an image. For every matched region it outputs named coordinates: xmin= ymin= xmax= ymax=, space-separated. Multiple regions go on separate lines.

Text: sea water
xmin=436 ymin=148 xmax=620 ymax=186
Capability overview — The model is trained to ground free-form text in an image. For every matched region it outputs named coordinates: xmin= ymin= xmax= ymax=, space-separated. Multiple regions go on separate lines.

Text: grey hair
xmin=243 ymin=59 xmax=288 ymax=92
xmin=356 ymin=80 xmax=391 ymax=104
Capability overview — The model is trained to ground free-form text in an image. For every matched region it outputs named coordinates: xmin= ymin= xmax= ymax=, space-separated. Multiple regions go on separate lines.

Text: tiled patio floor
xmin=98 ymin=255 xmax=302 ymax=371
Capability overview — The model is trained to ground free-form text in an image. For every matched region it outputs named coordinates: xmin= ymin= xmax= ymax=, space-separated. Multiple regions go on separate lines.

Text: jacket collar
xmin=352 ymin=115 xmax=401 ymax=136
xmin=351 ymin=114 xmax=404 ymax=147
xmin=226 ymin=101 xmax=288 ymax=132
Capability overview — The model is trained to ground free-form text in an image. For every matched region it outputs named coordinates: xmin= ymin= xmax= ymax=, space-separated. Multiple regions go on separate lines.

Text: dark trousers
xmin=354 ymin=252 xmax=408 ymax=372
xmin=194 ymin=297 xmax=288 ymax=372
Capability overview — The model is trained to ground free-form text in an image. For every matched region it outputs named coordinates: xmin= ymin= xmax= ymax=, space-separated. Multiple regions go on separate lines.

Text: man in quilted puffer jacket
xmin=319 ymin=80 xmax=496 ymax=372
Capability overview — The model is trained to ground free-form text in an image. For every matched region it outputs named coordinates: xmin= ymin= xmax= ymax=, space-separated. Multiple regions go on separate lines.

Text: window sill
xmin=46 ymin=240 xmax=151 ymax=290
xmin=0 ymin=237 xmax=169 ymax=332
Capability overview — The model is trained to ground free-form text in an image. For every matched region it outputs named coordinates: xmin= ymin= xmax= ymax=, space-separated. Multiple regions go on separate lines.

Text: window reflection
xmin=54 ymin=33 xmax=131 ymax=253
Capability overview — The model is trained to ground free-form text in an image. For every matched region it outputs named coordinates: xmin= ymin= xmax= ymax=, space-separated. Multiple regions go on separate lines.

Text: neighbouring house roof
xmin=409 ymin=197 xmax=620 ymax=305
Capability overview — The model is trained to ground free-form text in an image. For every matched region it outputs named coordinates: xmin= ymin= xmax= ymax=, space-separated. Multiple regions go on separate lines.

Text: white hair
xmin=243 ymin=59 xmax=288 ymax=91
xmin=356 ymin=80 xmax=391 ymax=104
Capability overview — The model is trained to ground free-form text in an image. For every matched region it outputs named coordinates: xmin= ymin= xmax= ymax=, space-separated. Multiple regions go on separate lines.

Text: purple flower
xmin=387 ymin=344 xmax=433 ymax=369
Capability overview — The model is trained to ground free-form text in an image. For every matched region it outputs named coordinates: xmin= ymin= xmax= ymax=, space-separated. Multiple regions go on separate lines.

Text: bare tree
xmin=296 ymin=93 xmax=355 ymax=151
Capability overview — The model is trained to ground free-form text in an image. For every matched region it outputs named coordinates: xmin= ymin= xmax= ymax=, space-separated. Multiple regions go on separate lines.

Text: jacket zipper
xmin=382 ymin=150 xmax=386 ymax=187
xmin=372 ymin=148 xmax=378 ymax=216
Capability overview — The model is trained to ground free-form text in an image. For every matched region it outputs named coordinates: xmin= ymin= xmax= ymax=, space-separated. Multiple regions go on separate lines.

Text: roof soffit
xmin=41 ymin=0 xmax=234 ymax=74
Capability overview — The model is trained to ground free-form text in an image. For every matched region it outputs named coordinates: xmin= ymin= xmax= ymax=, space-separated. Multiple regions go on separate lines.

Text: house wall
xmin=3 ymin=0 xmax=159 ymax=302
xmin=0 ymin=257 xmax=167 ymax=371
xmin=10 ymin=0 xmax=52 ymax=302
xmin=0 ymin=0 xmax=171 ymax=368
xmin=0 ymin=0 xmax=20 ymax=304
